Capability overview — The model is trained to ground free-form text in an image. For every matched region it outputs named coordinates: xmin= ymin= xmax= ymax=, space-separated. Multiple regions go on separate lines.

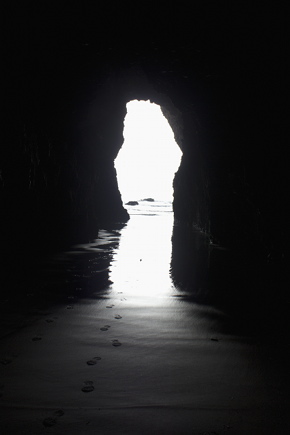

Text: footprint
xmin=100 ymin=327 xmax=109 ymax=331
xmin=43 ymin=409 xmax=64 ymax=427
xmin=43 ymin=417 xmax=57 ymax=427
xmin=81 ymin=380 xmax=94 ymax=392
xmin=82 ymin=385 xmax=94 ymax=392
xmin=66 ymin=305 xmax=74 ymax=310
xmin=54 ymin=409 xmax=65 ymax=417
xmin=86 ymin=356 xmax=101 ymax=365
xmin=106 ymin=304 xmax=114 ymax=308
xmin=32 ymin=336 xmax=42 ymax=341
xmin=0 ymin=358 xmax=12 ymax=365
xmin=111 ymin=339 xmax=122 ymax=347
xmin=114 ymin=314 xmax=122 ymax=320
xmin=45 ymin=318 xmax=54 ymax=323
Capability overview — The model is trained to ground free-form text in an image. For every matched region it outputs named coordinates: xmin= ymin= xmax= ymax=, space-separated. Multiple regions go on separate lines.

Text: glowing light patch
xmin=114 ymin=100 xmax=182 ymax=203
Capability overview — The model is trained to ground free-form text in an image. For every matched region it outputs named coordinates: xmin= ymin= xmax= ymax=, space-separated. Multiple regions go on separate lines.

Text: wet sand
xmin=0 ymin=206 xmax=289 ymax=434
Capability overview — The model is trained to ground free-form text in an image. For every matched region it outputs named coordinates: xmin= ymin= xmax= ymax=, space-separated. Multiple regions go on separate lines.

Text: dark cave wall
xmin=2 ymin=47 xmax=131 ymax=258
xmin=2 ymin=3 xmax=286 ymax=286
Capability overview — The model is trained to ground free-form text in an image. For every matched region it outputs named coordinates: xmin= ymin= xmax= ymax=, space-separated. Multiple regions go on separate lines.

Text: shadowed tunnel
xmin=1 ymin=3 xmax=288 ymax=433
xmin=2 ymin=4 xmax=286 ymax=317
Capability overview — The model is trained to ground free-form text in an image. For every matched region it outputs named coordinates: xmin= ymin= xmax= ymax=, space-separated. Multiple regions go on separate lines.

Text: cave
xmin=1 ymin=3 xmax=287 ymax=433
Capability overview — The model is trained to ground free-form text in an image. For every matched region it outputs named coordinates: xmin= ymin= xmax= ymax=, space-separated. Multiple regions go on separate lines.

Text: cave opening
xmin=114 ymin=100 xmax=183 ymax=207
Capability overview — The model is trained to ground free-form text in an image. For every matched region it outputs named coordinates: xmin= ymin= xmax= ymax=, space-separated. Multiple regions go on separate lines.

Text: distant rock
xmin=126 ymin=201 xmax=139 ymax=206
xmin=142 ymin=198 xmax=155 ymax=202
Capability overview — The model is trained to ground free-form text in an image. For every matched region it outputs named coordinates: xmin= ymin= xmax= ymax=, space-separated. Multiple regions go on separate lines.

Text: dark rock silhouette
xmin=126 ymin=201 xmax=139 ymax=206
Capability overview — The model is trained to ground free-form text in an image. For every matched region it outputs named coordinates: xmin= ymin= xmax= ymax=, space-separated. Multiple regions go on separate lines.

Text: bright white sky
xmin=114 ymin=100 xmax=182 ymax=203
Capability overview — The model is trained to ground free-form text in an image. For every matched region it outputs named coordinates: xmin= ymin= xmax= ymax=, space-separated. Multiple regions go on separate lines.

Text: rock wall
xmin=2 ymin=4 xmax=286 ymax=292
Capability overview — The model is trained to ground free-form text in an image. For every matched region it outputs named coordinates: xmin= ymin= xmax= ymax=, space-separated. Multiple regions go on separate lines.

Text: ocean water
xmin=123 ymin=199 xmax=174 ymax=216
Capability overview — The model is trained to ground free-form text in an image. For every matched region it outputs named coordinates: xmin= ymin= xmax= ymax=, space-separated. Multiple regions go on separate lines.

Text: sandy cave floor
xmin=1 ymin=209 xmax=289 ymax=434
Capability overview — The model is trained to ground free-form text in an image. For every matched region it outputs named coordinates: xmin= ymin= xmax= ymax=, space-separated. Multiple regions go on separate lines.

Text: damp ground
xmin=0 ymin=201 xmax=288 ymax=434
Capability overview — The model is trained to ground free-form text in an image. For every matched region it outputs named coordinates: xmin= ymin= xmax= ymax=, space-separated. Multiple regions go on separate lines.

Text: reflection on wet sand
xmin=110 ymin=210 xmax=173 ymax=301
xmin=171 ymin=224 xmax=212 ymax=304
xmin=170 ymin=220 xmax=285 ymax=337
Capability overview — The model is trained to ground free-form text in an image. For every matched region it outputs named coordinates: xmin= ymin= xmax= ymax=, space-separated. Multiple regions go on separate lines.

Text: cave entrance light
xmin=114 ymin=100 xmax=182 ymax=205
